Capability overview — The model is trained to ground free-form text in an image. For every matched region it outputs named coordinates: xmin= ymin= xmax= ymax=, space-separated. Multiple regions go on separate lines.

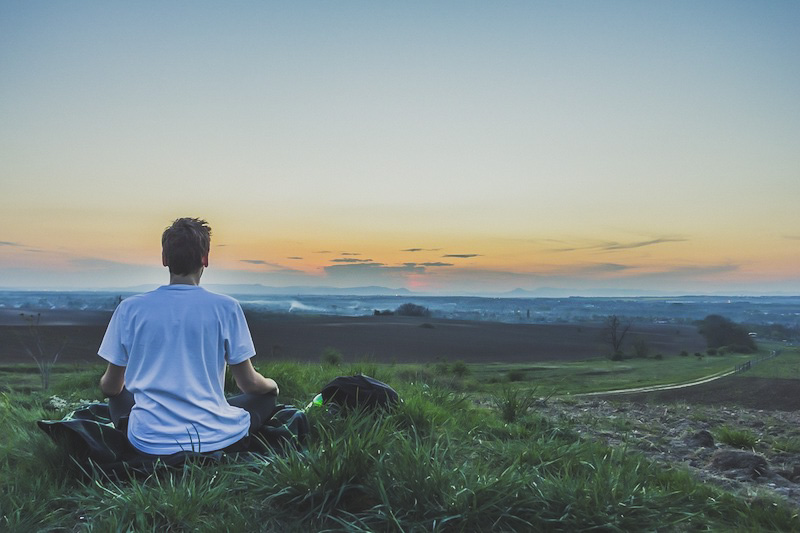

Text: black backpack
xmin=320 ymin=374 xmax=400 ymax=411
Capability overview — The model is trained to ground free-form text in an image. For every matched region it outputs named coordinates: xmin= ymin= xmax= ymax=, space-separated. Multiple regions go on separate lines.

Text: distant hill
xmin=115 ymin=284 xmax=415 ymax=296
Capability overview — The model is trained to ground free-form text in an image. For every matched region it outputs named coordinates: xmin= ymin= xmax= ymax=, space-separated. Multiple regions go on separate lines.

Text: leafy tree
xmin=697 ymin=315 xmax=756 ymax=353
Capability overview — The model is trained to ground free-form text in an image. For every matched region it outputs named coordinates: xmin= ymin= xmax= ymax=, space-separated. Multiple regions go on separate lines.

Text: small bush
xmin=772 ymin=437 xmax=800 ymax=453
xmin=716 ymin=425 xmax=758 ymax=449
xmin=395 ymin=303 xmax=431 ymax=317
xmin=727 ymin=344 xmax=757 ymax=354
xmin=707 ymin=348 xmax=717 ymax=356
xmin=492 ymin=386 xmax=538 ymax=423
xmin=680 ymin=351 xmax=689 ymax=357
xmin=451 ymin=360 xmax=470 ymax=378
xmin=632 ymin=337 xmax=649 ymax=358
xmin=321 ymin=347 xmax=343 ymax=366
xmin=654 ymin=354 xmax=663 ymax=360
xmin=507 ymin=369 xmax=525 ymax=382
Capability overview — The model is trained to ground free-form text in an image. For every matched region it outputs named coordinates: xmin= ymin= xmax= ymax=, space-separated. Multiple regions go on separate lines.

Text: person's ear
xmin=162 ymin=251 xmax=169 ymax=267
xmin=201 ymin=254 xmax=209 ymax=268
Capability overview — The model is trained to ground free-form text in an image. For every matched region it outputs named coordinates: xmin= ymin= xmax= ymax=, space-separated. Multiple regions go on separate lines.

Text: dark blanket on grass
xmin=38 ymin=403 xmax=308 ymax=478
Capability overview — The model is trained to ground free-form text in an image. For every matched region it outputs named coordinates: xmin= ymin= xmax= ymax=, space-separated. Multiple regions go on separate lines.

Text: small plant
xmin=632 ymin=337 xmax=650 ymax=358
xmin=716 ymin=425 xmax=758 ymax=449
xmin=491 ymin=386 xmax=538 ymax=422
xmin=771 ymin=437 xmax=800 ymax=454
xmin=434 ymin=360 xmax=449 ymax=375
xmin=654 ymin=353 xmax=663 ymax=360
xmin=707 ymin=348 xmax=717 ymax=356
xmin=507 ymin=369 xmax=525 ymax=382
xmin=680 ymin=350 xmax=689 ymax=357
xmin=451 ymin=360 xmax=470 ymax=378
xmin=18 ymin=312 xmax=66 ymax=391
xmin=321 ymin=347 xmax=343 ymax=366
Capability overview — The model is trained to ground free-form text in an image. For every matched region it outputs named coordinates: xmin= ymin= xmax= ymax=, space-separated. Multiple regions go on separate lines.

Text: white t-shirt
xmin=98 ymin=285 xmax=256 ymax=455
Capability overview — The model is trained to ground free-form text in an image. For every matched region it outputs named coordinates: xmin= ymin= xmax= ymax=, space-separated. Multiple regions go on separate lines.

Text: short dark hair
xmin=161 ymin=218 xmax=211 ymax=275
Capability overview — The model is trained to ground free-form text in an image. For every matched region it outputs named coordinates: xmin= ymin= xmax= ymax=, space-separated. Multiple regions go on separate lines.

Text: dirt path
xmin=577 ymin=368 xmax=738 ymax=397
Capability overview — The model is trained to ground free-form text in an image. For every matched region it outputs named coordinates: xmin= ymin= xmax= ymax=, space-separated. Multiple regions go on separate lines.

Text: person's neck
xmin=169 ymin=268 xmax=203 ymax=286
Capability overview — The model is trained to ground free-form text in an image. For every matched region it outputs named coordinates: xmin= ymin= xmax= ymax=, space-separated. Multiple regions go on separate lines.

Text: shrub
xmin=707 ymin=348 xmax=717 ymax=356
xmin=507 ymin=369 xmax=525 ymax=382
xmin=632 ymin=337 xmax=649 ymax=358
xmin=321 ymin=347 xmax=343 ymax=366
xmin=395 ymin=303 xmax=431 ymax=317
xmin=491 ymin=386 xmax=538 ymax=422
xmin=680 ymin=351 xmax=689 ymax=357
xmin=451 ymin=360 xmax=470 ymax=378
xmin=654 ymin=354 xmax=663 ymax=360
xmin=727 ymin=344 xmax=757 ymax=354
xmin=434 ymin=360 xmax=449 ymax=375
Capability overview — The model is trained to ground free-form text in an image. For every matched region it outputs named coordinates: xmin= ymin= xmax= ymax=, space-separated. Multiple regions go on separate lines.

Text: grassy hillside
xmin=2 ymin=352 xmax=799 ymax=531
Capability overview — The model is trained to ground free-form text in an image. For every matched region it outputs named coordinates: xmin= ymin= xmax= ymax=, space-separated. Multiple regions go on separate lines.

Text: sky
xmin=1 ymin=1 xmax=799 ymax=295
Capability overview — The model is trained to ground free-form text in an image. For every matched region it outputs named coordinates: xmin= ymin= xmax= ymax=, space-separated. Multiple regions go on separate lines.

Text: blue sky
xmin=1 ymin=2 xmax=799 ymax=294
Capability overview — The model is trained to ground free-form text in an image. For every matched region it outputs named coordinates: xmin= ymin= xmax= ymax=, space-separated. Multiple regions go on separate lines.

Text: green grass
xmin=739 ymin=345 xmax=800 ymax=379
xmin=2 ymin=360 xmax=800 ymax=531
xmin=470 ymin=350 xmax=757 ymax=395
xmin=715 ymin=425 xmax=759 ymax=449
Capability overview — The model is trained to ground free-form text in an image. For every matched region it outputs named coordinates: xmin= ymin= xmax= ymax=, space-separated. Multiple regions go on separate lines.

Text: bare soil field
xmin=0 ymin=309 xmax=707 ymax=364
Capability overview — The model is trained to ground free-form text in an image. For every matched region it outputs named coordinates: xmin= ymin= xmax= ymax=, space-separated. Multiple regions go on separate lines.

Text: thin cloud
xmin=443 ymin=254 xmax=481 ymax=258
xmin=331 ymin=258 xmax=374 ymax=263
xmin=240 ymin=259 xmax=299 ymax=272
xmin=314 ymin=250 xmax=333 ymax=254
xmin=0 ymin=241 xmax=22 ymax=246
xmin=550 ymin=237 xmax=687 ymax=253
xmin=396 ymin=261 xmax=453 ymax=267
xmin=287 ymin=256 xmax=303 ymax=260
xmin=641 ymin=263 xmax=739 ymax=278
xmin=340 ymin=252 xmax=361 ymax=256
xmin=325 ymin=262 xmax=423 ymax=274
xmin=401 ymin=248 xmax=442 ymax=252
xmin=601 ymin=238 xmax=687 ymax=251
xmin=575 ymin=263 xmax=633 ymax=274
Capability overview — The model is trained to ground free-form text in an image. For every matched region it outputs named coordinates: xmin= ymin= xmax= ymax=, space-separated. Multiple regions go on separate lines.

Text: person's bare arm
xmin=230 ymin=359 xmax=279 ymax=395
xmin=100 ymin=363 xmax=126 ymax=397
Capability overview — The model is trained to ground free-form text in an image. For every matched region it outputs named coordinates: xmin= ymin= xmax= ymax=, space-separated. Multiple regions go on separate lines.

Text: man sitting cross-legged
xmin=98 ymin=217 xmax=279 ymax=455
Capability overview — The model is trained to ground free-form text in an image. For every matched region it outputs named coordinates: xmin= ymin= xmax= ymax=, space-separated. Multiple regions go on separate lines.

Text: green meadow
xmin=2 ymin=346 xmax=799 ymax=531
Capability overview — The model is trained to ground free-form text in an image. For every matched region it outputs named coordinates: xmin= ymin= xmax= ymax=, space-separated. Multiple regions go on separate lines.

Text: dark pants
xmin=108 ymin=388 xmax=278 ymax=451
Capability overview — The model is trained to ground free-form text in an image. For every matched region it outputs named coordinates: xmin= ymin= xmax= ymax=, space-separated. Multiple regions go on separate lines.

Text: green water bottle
xmin=306 ymin=393 xmax=324 ymax=411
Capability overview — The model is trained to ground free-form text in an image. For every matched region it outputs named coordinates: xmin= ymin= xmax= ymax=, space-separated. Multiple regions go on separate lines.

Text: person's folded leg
xmin=227 ymin=392 xmax=278 ymax=431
